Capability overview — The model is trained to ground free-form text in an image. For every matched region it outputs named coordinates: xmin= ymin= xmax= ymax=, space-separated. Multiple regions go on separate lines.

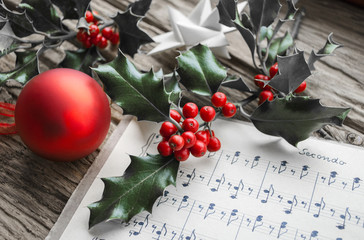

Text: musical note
xmin=328 ymin=171 xmax=338 ymax=186
xmin=182 ymin=168 xmax=196 ymax=187
xmin=300 ymin=165 xmax=309 ymax=179
xmin=185 ymin=229 xmax=196 ymax=240
xmin=204 ymin=203 xmax=216 ymax=219
xmin=352 ymin=177 xmax=361 ymax=191
xmin=231 ymin=151 xmax=240 ymax=165
xmin=157 ymin=191 xmax=169 ymax=207
xmin=251 ymin=156 xmax=260 ymax=169
xmin=277 ymin=221 xmax=288 ymax=238
xmin=231 ymin=179 xmax=244 ymax=199
xmin=285 ymin=195 xmax=298 ymax=214
xmin=337 ymin=207 xmax=351 ymax=230
xmin=309 ymin=230 xmax=318 ymax=240
xmin=252 ymin=215 xmax=264 ymax=232
xmin=178 ymin=196 xmax=190 ymax=211
xmin=210 ymin=174 xmax=225 ymax=192
xmin=154 ymin=223 xmax=168 ymax=240
xmin=261 ymin=184 xmax=274 ymax=203
xmin=313 ymin=197 xmax=326 ymax=218
xmin=276 ymin=161 xmax=287 ymax=174
xmin=130 ymin=214 xmax=149 ymax=236
xmin=227 ymin=209 xmax=239 ymax=226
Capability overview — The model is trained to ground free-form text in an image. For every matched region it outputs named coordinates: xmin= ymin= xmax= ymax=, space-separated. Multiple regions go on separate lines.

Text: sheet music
xmin=58 ymin=119 xmax=364 ymax=240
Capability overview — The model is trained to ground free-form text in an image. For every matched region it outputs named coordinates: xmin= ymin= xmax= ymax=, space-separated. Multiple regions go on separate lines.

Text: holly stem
xmin=168 ymin=116 xmax=183 ymax=133
xmin=239 ymin=93 xmax=259 ymax=107
xmin=238 ymin=104 xmax=251 ymax=120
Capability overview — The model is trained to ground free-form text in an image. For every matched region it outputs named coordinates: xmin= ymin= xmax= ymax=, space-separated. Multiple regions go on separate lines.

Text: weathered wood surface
xmin=0 ymin=0 xmax=363 ymax=239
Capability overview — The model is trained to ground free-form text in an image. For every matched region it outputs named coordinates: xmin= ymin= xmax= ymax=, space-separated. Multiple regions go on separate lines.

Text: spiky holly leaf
xmin=128 ymin=0 xmax=152 ymax=16
xmin=261 ymin=31 xmax=293 ymax=67
xmin=18 ymin=0 xmax=64 ymax=34
xmin=164 ymin=72 xmax=182 ymax=106
xmin=268 ymin=51 xmax=311 ymax=94
xmin=59 ymin=48 xmax=102 ymax=76
xmin=93 ymin=51 xmax=170 ymax=122
xmin=250 ymin=96 xmax=350 ymax=146
xmin=248 ymin=0 xmax=281 ymax=33
xmin=0 ymin=50 xmax=38 ymax=84
xmin=177 ymin=44 xmax=226 ymax=97
xmin=0 ymin=1 xmax=35 ymax=37
xmin=112 ymin=9 xmax=153 ymax=57
xmin=222 ymin=75 xmax=252 ymax=93
xmin=216 ymin=0 xmax=237 ymax=27
xmin=50 ymin=0 xmax=90 ymax=19
xmin=88 ymin=154 xmax=179 ymax=228
xmin=308 ymin=33 xmax=342 ymax=71
xmin=0 ymin=19 xmax=20 ymax=56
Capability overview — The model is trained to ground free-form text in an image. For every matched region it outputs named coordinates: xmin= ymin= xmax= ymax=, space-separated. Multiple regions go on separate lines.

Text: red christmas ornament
xmin=15 ymin=68 xmax=111 ymax=161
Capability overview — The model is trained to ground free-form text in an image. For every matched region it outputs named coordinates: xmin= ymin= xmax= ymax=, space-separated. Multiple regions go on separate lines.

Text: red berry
xmin=170 ymin=109 xmax=182 ymax=123
xmin=83 ymin=36 xmax=92 ymax=48
xmin=182 ymin=102 xmax=198 ymax=118
xmin=195 ymin=130 xmax=210 ymax=145
xmin=254 ymin=74 xmax=271 ymax=91
xmin=85 ymin=11 xmax=94 ymax=23
xmin=98 ymin=36 xmax=108 ymax=49
xmin=182 ymin=118 xmax=199 ymax=133
xmin=174 ymin=148 xmax=190 ymax=161
xmin=222 ymin=102 xmax=236 ymax=118
xmin=200 ymin=106 xmax=216 ymax=122
xmin=190 ymin=140 xmax=207 ymax=157
xmin=211 ymin=92 xmax=227 ymax=107
xmin=258 ymin=90 xmax=274 ymax=105
xmin=89 ymin=24 xmax=99 ymax=37
xmin=294 ymin=81 xmax=307 ymax=93
xmin=77 ymin=29 xmax=87 ymax=42
xmin=181 ymin=131 xmax=196 ymax=148
xmin=269 ymin=63 xmax=279 ymax=78
xmin=160 ymin=121 xmax=177 ymax=138
xmin=168 ymin=135 xmax=185 ymax=151
xmin=110 ymin=32 xmax=120 ymax=45
xmin=157 ymin=141 xmax=173 ymax=157
xmin=207 ymin=136 xmax=221 ymax=152
xmin=91 ymin=33 xmax=102 ymax=46
xmin=101 ymin=27 xmax=113 ymax=40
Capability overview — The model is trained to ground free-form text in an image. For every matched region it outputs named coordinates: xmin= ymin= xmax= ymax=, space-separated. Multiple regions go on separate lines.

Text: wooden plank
xmin=0 ymin=0 xmax=363 ymax=239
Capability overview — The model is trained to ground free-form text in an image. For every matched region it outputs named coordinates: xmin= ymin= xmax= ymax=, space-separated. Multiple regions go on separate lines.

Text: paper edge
xmin=45 ymin=115 xmax=135 ymax=240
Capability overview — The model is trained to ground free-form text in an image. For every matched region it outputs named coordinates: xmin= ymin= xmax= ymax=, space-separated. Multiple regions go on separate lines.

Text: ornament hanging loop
xmin=0 ymin=102 xmax=17 ymax=135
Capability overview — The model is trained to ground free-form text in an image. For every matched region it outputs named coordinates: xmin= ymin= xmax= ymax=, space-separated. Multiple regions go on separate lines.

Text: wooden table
xmin=0 ymin=0 xmax=363 ymax=239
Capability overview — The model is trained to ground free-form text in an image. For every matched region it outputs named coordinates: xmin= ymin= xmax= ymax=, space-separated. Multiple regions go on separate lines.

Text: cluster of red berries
xmin=76 ymin=11 xmax=120 ymax=49
xmin=255 ymin=63 xmax=307 ymax=105
xmin=157 ymin=92 xmax=236 ymax=162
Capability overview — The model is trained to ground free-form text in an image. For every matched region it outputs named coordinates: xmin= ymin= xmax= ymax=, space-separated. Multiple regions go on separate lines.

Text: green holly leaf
xmin=18 ymin=0 xmax=65 ymax=34
xmin=177 ymin=44 xmax=227 ymax=97
xmin=164 ymin=72 xmax=182 ymax=106
xmin=0 ymin=50 xmax=39 ymax=84
xmin=0 ymin=1 xmax=35 ymax=37
xmin=261 ymin=31 xmax=293 ymax=67
xmin=250 ymin=96 xmax=350 ymax=146
xmin=308 ymin=33 xmax=343 ymax=71
xmin=50 ymin=0 xmax=90 ymax=19
xmin=268 ymin=51 xmax=311 ymax=94
xmin=248 ymin=0 xmax=281 ymax=33
xmin=93 ymin=51 xmax=171 ymax=122
xmin=59 ymin=48 xmax=102 ymax=76
xmin=112 ymin=9 xmax=153 ymax=57
xmin=88 ymin=154 xmax=179 ymax=228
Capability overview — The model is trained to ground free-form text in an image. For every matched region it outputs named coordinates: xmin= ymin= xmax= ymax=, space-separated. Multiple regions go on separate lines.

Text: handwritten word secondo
xmin=298 ymin=148 xmax=347 ymax=165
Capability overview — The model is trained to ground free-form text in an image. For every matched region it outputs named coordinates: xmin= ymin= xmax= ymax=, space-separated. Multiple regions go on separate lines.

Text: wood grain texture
xmin=0 ymin=0 xmax=363 ymax=239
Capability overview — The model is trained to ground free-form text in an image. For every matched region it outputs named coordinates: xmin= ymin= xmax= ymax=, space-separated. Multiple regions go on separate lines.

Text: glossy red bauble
xmin=15 ymin=68 xmax=111 ymax=161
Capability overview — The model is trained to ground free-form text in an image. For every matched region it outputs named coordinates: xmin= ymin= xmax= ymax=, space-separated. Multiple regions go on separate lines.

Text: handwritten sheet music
xmin=58 ymin=119 xmax=364 ymax=240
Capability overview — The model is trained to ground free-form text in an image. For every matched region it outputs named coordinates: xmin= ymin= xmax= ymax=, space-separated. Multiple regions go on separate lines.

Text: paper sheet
xmin=54 ymin=119 xmax=364 ymax=240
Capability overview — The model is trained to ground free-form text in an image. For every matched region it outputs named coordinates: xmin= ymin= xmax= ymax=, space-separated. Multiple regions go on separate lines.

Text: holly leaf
xmin=18 ymin=0 xmax=64 ymax=34
xmin=93 ymin=51 xmax=171 ymax=122
xmin=128 ymin=0 xmax=152 ymax=16
xmin=222 ymin=75 xmax=252 ymax=93
xmin=261 ymin=31 xmax=293 ymax=67
xmin=0 ymin=19 xmax=20 ymax=56
xmin=88 ymin=154 xmax=179 ymax=228
xmin=248 ymin=0 xmax=281 ymax=33
xmin=308 ymin=33 xmax=342 ymax=71
xmin=164 ymin=72 xmax=182 ymax=106
xmin=268 ymin=51 xmax=311 ymax=94
xmin=250 ymin=96 xmax=350 ymax=146
xmin=216 ymin=0 xmax=236 ymax=27
xmin=0 ymin=1 xmax=35 ymax=37
xmin=177 ymin=44 xmax=227 ymax=96
xmin=0 ymin=50 xmax=39 ymax=84
xmin=59 ymin=48 xmax=102 ymax=76
xmin=50 ymin=0 xmax=90 ymax=19
xmin=112 ymin=9 xmax=153 ymax=57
